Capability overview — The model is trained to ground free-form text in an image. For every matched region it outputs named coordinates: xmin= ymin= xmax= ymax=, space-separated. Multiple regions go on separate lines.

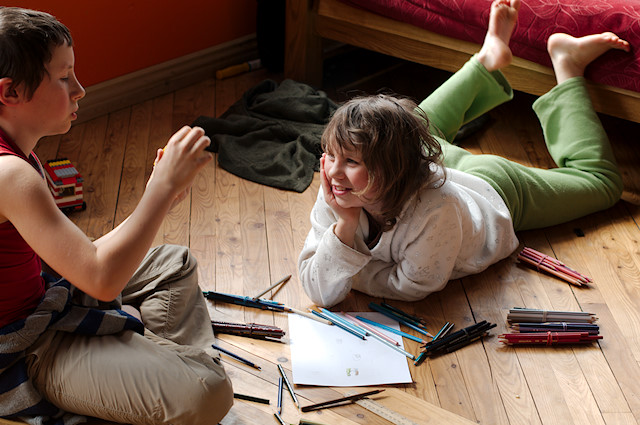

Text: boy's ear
xmin=0 ymin=78 xmax=21 ymax=106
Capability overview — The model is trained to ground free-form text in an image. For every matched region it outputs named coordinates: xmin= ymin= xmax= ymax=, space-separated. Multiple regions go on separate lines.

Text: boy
xmin=0 ymin=7 xmax=233 ymax=424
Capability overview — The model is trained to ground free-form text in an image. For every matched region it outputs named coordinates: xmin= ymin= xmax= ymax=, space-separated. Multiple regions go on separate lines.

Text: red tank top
xmin=0 ymin=129 xmax=45 ymax=328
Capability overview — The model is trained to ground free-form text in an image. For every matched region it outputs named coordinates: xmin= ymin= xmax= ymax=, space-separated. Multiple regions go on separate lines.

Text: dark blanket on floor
xmin=192 ymin=79 xmax=338 ymax=193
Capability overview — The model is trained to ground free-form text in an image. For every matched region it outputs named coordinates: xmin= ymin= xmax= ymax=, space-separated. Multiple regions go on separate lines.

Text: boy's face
xmin=21 ymin=44 xmax=85 ymax=138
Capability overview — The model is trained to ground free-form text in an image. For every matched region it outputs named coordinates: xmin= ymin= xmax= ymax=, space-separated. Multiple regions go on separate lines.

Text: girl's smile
xmin=323 ymin=149 xmax=379 ymax=210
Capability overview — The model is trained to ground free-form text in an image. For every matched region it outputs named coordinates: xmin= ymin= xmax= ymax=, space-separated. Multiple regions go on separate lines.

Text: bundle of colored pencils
xmin=368 ymin=302 xmax=432 ymax=338
xmin=415 ymin=320 xmax=496 ymax=364
xmin=500 ymin=307 xmax=601 ymax=346
xmin=203 ymin=290 xmax=287 ymax=312
xmin=506 ymin=308 xmax=597 ymax=324
xmin=499 ymin=332 xmax=602 ymax=345
xmin=510 ymin=322 xmax=599 ymax=335
xmin=517 ymin=247 xmax=592 ymax=287
xmin=212 ymin=320 xmax=286 ymax=341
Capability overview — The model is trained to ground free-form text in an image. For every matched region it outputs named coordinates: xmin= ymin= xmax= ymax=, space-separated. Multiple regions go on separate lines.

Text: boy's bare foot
xmin=477 ymin=0 xmax=520 ymax=72
xmin=548 ymin=32 xmax=630 ymax=84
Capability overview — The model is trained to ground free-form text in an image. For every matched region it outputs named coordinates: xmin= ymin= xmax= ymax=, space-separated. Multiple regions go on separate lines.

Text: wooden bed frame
xmin=284 ymin=0 xmax=640 ymax=123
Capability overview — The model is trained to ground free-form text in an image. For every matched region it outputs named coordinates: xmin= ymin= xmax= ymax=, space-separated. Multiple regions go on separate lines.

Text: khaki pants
xmin=26 ymin=245 xmax=233 ymax=424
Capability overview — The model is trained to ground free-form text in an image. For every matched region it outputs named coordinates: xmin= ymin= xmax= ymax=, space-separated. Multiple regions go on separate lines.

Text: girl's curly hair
xmin=321 ymin=93 xmax=443 ymax=231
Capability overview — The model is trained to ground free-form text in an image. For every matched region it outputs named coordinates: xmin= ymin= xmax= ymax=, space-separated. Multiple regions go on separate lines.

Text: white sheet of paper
xmin=289 ymin=311 xmax=414 ymax=386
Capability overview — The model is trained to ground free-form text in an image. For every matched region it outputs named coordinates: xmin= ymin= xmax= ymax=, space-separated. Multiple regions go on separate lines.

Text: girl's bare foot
xmin=548 ymin=32 xmax=630 ymax=84
xmin=477 ymin=0 xmax=520 ymax=72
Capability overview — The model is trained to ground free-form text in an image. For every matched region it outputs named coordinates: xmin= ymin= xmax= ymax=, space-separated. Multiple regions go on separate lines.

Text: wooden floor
xmin=29 ymin=50 xmax=640 ymax=425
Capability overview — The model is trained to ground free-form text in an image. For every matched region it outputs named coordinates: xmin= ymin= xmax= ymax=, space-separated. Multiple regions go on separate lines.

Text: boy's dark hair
xmin=0 ymin=7 xmax=72 ymax=101
xmin=322 ymin=94 xmax=443 ymax=231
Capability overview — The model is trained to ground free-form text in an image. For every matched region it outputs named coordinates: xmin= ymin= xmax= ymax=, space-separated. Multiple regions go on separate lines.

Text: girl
xmin=298 ymin=0 xmax=629 ymax=307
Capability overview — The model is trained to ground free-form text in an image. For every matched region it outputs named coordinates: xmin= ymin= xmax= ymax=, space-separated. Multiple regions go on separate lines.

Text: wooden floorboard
xmin=27 ymin=51 xmax=640 ymax=425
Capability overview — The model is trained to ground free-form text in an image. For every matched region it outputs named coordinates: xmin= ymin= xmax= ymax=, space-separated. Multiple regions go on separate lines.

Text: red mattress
xmin=340 ymin=0 xmax=640 ymax=93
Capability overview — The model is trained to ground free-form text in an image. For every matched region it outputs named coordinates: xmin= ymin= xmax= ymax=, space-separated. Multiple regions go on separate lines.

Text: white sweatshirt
xmin=298 ymin=166 xmax=519 ymax=307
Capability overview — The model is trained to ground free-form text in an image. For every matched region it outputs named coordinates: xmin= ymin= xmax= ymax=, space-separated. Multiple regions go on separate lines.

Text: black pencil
xmin=274 ymin=412 xmax=286 ymax=425
xmin=277 ymin=377 xmax=283 ymax=414
xmin=423 ymin=321 xmax=490 ymax=352
xmin=300 ymin=389 xmax=385 ymax=412
xmin=277 ymin=364 xmax=299 ymax=408
xmin=212 ymin=343 xmax=261 ymax=370
xmin=233 ymin=392 xmax=270 ymax=404
xmin=422 ymin=321 xmax=495 ymax=356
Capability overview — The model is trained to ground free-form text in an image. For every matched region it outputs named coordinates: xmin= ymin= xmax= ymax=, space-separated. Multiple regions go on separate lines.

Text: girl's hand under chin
xmin=320 ymin=154 xmax=361 ymax=221
xmin=320 ymin=154 xmax=360 ymax=247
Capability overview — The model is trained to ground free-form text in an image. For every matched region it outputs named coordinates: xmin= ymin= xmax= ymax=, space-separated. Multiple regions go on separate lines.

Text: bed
xmin=284 ymin=0 xmax=640 ymax=123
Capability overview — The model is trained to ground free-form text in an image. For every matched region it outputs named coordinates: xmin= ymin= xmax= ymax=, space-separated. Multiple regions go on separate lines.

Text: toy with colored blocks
xmin=43 ymin=158 xmax=86 ymax=213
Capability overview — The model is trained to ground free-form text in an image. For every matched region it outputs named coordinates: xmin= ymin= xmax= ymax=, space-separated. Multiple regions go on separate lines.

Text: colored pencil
xmin=252 ymin=274 xmax=292 ymax=300
xmin=499 ymin=331 xmax=602 ymax=345
xmin=421 ymin=321 xmax=496 ymax=357
xmin=368 ymin=302 xmax=433 ymax=337
xmin=510 ymin=322 xmax=599 ymax=335
xmin=342 ymin=312 xmax=399 ymax=346
xmin=277 ymin=364 xmax=299 ymax=408
xmin=517 ymin=247 xmax=591 ymax=286
xmin=277 ymin=377 xmax=283 ymax=414
xmin=506 ymin=308 xmax=597 ymax=324
xmin=274 ymin=412 xmax=286 ymax=425
xmin=432 ymin=322 xmax=454 ymax=341
xmin=355 ymin=315 xmax=427 ymax=344
xmin=233 ymin=393 xmax=270 ymax=404
xmin=211 ymin=343 xmax=261 ymax=370
xmin=381 ymin=302 xmax=428 ymax=327
xmin=300 ymin=389 xmax=385 ymax=412
xmin=212 ymin=321 xmax=285 ymax=340
xmin=203 ymin=291 xmax=286 ymax=312
xmin=521 ymin=247 xmax=592 ymax=282
xmin=340 ymin=314 xmax=415 ymax=359
xmin=312 ymin=309 xmax=367 ymax=340
xmin=289 ymin=306 xmax=332 ymax=325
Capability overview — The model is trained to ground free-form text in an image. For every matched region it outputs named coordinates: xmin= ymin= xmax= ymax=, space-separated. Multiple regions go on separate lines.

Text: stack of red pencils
xmin=517 ymin=247 xmax=592 ymax=287
xmin=500 ymin=308 xmax=601 ymax=346
xmin=500 ymin=331 xmax=601 ymax=345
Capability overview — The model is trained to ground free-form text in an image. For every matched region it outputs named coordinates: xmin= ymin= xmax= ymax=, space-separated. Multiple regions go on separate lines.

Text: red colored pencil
xmin=499 ymin=331 xmax=602 ymax=345
xmin=518 ymin=247 xmax=591 ymax=286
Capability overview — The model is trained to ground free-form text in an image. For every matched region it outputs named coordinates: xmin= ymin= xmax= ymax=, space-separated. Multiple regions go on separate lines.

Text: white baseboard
xmin=77 ymin=34 xmax=258 ymax=124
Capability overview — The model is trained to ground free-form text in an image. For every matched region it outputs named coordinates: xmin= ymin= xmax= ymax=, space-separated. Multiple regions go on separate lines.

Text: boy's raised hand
xmin=148 ymin=126 xmax=213 ymax=209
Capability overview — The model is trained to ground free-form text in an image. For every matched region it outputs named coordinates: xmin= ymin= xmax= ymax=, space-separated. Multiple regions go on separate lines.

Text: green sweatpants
xmin=418 ymin=57 xmax=623 ymax=231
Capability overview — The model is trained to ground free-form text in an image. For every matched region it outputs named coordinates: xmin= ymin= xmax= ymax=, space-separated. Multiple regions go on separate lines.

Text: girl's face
xmin=323 ymin=147 xmax=380 ymax=210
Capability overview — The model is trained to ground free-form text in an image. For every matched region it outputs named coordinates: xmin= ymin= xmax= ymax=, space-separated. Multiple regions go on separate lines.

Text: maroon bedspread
xmin=340 ymin=0 xmax=640 ymax=93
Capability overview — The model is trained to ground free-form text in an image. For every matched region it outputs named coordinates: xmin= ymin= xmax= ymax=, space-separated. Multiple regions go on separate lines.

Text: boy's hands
xmin=148 ymin=126 xmax=213 ymax=209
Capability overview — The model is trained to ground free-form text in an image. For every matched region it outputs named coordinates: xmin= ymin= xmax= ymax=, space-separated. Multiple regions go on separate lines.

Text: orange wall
xmin=5 ymin=1 xmax=258 ymax=87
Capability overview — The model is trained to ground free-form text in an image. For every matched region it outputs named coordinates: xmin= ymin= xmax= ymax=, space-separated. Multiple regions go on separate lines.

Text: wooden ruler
xmin=346 ymin=391 xmax=420 ymax=425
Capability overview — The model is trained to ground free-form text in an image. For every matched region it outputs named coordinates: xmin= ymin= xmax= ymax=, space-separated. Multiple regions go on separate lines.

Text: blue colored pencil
xmin=319 ymin=308 xmax=369 ymax=338
xmin=369 ymin=303 xmax=433 ymax=337
xmin=311 ymin=309 xmax=366 ymax=340
xmin=355 ymin=315 xmax=427 ymax=344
